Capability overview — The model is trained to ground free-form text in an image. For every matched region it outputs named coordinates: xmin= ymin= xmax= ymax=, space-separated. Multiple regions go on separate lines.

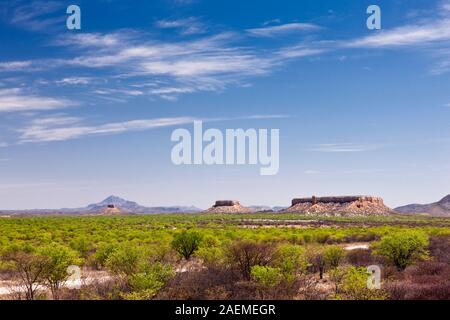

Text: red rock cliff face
xmin=285 ymin=196 xmax=392 ymax=216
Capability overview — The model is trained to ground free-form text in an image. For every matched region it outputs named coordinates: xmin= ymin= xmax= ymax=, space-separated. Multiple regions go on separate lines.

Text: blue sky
xmin=0 ymin=0 xmax=450 ymax=209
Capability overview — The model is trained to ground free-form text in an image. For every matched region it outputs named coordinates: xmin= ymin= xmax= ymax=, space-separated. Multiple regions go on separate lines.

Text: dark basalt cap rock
xmin=213 ymin=200 xmax=241 ymax=207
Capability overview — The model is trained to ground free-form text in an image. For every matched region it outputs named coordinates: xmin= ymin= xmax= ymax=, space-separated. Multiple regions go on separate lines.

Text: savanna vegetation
xmin=0 ymin=213 xmax=450 ymax=300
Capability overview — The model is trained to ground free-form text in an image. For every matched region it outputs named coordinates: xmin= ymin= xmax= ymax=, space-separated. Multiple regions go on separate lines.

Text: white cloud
xmin=93 ymin=88 xmax=144 ymax=96
xmin=54 ymin=32 xmax=135 ymax=49
xmin=277 ymin=45 xmax=326 ymax=59
xmin=246 ymin=22 xmax=322 ymax=37
xmin=310 ymin=143 xmax=378 ymax=153
xmin=0 ymin=88 xmax=73 ymax=113
xmin=48 ymin=30 xmax=322 ymax=100
xmin=347 ymin=19 xmax=450 ymax=48
xmin=262 ymin=19 xmax=281 ymax=26
xmin=16 ymin=114 xmax=288 ymax=144
xmin=0 ymin=61 xmax=33 ymax=72
xmin=340 ymin=4 xmax=450 ymax=75
xmin=0 ymin=24 xmax=326 ymax=100
xmin=56 ymin=77 xmax=95 ymax=86
xmin=2 ymin=0 xmax=65 ymax=32
xmin=156 ymin=17 xmax=206 ymax=35
xmin=18 ymin=116 xmax=197 ymax=143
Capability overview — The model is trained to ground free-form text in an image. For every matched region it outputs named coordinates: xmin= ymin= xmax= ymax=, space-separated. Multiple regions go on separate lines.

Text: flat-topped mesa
xmin=285 ymin=195 xmax=392 ymax=216
xmin=205 ymin=200 xmax=253 ymax=213
xmin=291 ymin=196 xmax=384 ymax=206
xmin=213 ymin=200 xmax=241 ymax=207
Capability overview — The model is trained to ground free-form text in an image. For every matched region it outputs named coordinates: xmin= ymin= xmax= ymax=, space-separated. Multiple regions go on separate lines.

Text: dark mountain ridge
xmin=395 ymin=195 xmax=450 ymax=216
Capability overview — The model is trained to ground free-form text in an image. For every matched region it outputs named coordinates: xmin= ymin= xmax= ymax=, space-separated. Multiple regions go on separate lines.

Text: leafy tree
xmin=171 ymin=231 xmax=202 ymax=260
xmin=40 ymin=244 xmax=79 ymax=300
xmin=251 ymin=265 xmax=283 ymax=288
xmin=374 ymin=231 xmax=429 ymax=270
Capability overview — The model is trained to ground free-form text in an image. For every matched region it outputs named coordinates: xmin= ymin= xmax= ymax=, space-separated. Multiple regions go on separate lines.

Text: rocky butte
xmin=283 ymin=195 xmax=393 ymax=216
xmin=204 ymin=200 xmax=254 ymax=214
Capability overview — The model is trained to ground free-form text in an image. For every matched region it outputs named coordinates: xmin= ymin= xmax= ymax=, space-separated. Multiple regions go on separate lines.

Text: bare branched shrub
xmin=226 ymin=241 xmax=274 ymax=280
xmin=2 ymin=250 xmax=48 ymax=300
xmin=386 ymin=261 xmax=450 ymax=300
xmin=345 ymin=249 xmax=381 ymax=267
xmin=76 ymin=279 xmax=126 ymax=300
xmin=428 ymin=235 xmax=450 ymax=263
xmin=156 ymin=266 xmax=239 ymax=300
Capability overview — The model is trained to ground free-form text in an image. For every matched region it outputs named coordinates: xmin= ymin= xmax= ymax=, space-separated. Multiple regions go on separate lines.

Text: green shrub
xmin=124 ymin=262 xmax=174 ymax=300
xmin=324 ymin=245 xmax=345 ymax=269
xmin=332 ymin=266 xmax=387 ymax=300
xmin=273 ymin=244 xmax=308 ymax=282
xmin=374 ymin=231 xmax=429 ymax=270
xmin=105 ymin=244 xmax=145 ymax=278
xmin=196 ymin=246 xmax=226 ymax=267
xmin=93 ymin=242 xmax=117 ymax=268
xmin=69 ymin=237 xmax=92 ymax=259
xmin=251 ymin=265 xmax=283 ymax=288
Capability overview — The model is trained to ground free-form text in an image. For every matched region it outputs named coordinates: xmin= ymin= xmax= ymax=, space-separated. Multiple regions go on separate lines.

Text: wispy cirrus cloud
xmin=0 ymin=9 xmax=326 ymax=101
xmin=18 ymin=115 xmax=198 ymax=143
xmin=1 ymin=1 xmax=450 ymax=108
xmin=0 ymin=61 xmax=33 ymax=72
xmin=55 ymin=77 xmax=97 ymax=86
xmin=346 ymin=19 xmax=450 ymax=48
xmin=46 ymin=30 xmax=323 ymax=100
xmin=16 ymin=113 xmax=288 ymax=144
xmin=310 ymin=143 xmax=380 ymax=153
xmin=0 ymin=88 xmax=74 ymax=113
xmin=156 ymin=17 xmax=206 ymax=35
xmin=52 ymin=31 xmax=139 ymax=49
xmin=93 ymin=88 xmax=144 ymax=96
xmin=344 ymin=2 xmax=450 ymax=74
xmin=0 ymin=0 xmax=65 ymax=32
xmin=246 ymin=22 xmax=322 ymax=37
xmin=276 ymin=45 xmax=326 ymax=59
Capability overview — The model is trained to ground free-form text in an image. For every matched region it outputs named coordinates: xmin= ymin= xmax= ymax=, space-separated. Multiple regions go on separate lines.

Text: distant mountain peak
xmin=0 ymin=195 xmax=203 ymax=216
xmin=438 ymin=194 xmax=450 ymax=204
xmin=102 ymin=195 xmax=123 ymax=202
xmin=99 ymin=195 xmax=136 ymax=206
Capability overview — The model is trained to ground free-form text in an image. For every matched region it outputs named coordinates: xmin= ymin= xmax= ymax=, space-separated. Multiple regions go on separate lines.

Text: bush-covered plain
xmin=0 ymin=214 xmax=450 ymax=300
